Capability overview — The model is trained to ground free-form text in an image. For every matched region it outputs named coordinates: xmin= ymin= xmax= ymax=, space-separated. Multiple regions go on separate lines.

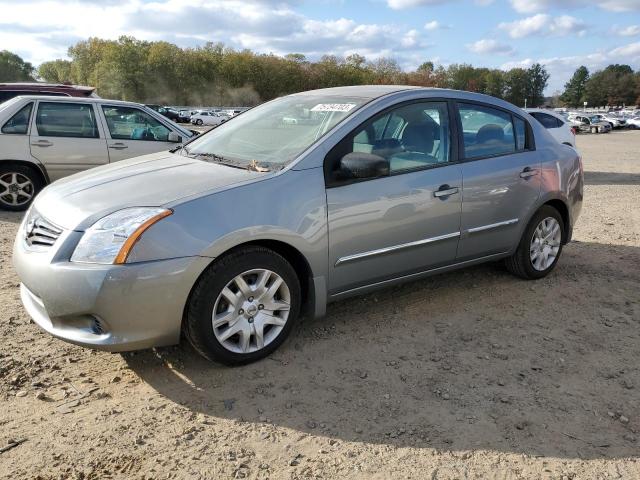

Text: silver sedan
xmin=13 ymin=86 xmax=583 ymax=364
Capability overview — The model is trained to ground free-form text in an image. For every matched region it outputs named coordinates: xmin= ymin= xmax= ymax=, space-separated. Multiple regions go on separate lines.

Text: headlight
xmin=70 ymin=207 xmax=172 ymax=264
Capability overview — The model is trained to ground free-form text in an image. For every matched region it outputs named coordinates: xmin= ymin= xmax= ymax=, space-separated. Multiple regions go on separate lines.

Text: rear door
xmin=456 ymin=102 xmax=541 ymax=261
xmin=29 ymin=101 xmax=108 ymax=181
xmin=98 ymin=104 xmax=178 ymax=162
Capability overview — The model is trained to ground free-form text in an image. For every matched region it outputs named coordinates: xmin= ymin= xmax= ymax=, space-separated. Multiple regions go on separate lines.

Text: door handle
xmin=108 ymin=143 xmax=128 ymax=150
xmin=30 ymin=140 xmax=53 ymax=147
xmin=520 ymin=167 xmax=538 ymax=179
xmin=433 ymin=185 xmax=459 ymax=198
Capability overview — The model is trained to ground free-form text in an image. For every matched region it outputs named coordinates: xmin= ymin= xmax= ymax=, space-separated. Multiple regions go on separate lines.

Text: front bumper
xmin=13 ymin=227 xmax=212 ymax=352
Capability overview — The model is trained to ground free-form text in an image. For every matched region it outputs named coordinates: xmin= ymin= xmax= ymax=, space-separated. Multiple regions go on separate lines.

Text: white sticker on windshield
xmin=310 ymin=103 xmax=356 ymax=112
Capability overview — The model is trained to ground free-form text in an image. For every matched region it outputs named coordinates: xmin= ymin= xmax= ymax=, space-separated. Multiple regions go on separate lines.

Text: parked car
xmin=178 ymin=110 xmax=192 ymax=123
xmin=0 ymin=82 xmax=97 ymax=103
xmin=626 ymin=116 xmax=640 ymax=129
xmin=592 ymin=113 xmax=626 ymax=129
xmin=524 ymin=108 xmax=576 ymax=147
xmin=568 ymin=114 xmax=611 ymax=134
xmin=0 ymin=95 xmax=194 ymax=210
xmin=191 ymin=111 xmax=227 ymax=126
xmin=12 ymin=86 xmax=583 ymax=365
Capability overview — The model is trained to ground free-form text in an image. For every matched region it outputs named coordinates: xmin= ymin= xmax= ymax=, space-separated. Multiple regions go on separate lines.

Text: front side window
xmin=36 ymin=102 xmax=98 ymax=138
xmin=102 ymin=106 xmax=171 ymax=141
xmin=185 ymin=94 xmax=368 ymax=169
xmin=2 ymin=102 xmax=33 ymax=134
xmin=345 ymin=101 xmax=451 ymax=174
xmin=458 ymin=103 xmax=516 ymax=159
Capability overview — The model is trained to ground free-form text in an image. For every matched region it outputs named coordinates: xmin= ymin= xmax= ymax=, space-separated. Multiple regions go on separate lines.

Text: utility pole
xmin=524 ymin=98 xmax=527 ymax=109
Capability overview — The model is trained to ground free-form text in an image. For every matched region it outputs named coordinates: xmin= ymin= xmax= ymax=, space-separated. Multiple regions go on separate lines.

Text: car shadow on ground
xmin=126 ymin=240 xmax=640 ymax=461
xmin=0 ymin=211 xmax=23 ymax=225
xmin=585 ymin=171 xmax=640 ymax=186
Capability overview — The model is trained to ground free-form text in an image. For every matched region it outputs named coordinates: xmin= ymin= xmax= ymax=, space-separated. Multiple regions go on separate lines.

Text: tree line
xmin=1 ymin=35 xmax=635 ymax=108
xmin=560 ymin=65 xmax=640 ymax=108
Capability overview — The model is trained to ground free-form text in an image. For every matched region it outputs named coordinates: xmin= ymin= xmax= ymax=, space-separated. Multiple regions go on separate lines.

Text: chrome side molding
xmin=335 ymin=231 xmax=460 ymax=266
xmin=467 ymin=218 xmax=519 ymax=234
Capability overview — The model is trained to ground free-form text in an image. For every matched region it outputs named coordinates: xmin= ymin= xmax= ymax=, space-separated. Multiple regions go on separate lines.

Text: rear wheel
xmin=185 ymin=246 xmax=301 ymax=364
xmin=0 ymin=164 xmax=43 ymax=211
xmin=195 ymin=119 xmax=203 ymax=125
xmin=505 ymin=206 xmax=564 ymax=280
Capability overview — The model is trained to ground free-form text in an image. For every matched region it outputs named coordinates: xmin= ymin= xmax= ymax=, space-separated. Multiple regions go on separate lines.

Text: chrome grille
xmin=25 ymin=213 xmax=63 ymax=248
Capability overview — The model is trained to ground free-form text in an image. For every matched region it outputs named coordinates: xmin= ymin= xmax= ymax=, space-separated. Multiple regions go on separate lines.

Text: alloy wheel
xmin=212 ymin=269 xmax=291 ymax=354
xmin=0 ymin=172 xmax=34 ymax=207
xmin=530 ymin=217 xmax=561 ymax=271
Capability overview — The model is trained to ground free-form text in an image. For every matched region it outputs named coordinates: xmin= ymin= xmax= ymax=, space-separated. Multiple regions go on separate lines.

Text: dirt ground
xmin=1 ymin=131 xmax=639 ymax=480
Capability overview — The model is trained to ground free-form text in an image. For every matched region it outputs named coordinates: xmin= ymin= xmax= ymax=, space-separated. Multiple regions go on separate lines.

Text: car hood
xmin=34 ymin=151 xmax=265 ymax=230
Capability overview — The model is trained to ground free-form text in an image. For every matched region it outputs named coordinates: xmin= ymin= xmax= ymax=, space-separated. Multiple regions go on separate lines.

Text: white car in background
xmin=0 ymin=95 xmax=194 ymax=210
xmin=626 ymin=116 xmax=640 ymax=129
xmin=593 ymin=113 xmax=626 ymax=129
xmin=525 ymin=108 xmax=576 ymax=147
xmin=190 ymin=111 xmax=227 ymax=126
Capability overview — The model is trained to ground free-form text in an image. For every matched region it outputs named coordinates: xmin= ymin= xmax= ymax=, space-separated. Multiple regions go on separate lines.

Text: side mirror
xmin=339 ymin=152 xmax=389 ymax=180
xmin=167 ymin=132 xmax=182 ymax=143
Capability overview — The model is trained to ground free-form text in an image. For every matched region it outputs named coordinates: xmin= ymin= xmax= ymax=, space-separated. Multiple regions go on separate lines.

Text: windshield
xmin=184 ymin=94 xmax=368 ymax=169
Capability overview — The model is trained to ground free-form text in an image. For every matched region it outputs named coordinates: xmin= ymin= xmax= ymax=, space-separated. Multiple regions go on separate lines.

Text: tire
xmin=195 ymin=119 xmax=203 ymax=125
xmin=185 ymin=246 xmax=301 ymax=365
xmin=0 ymin=164 xmax=44 ymax=212
xmin=505 ymin=205 xmax=565 ymax=280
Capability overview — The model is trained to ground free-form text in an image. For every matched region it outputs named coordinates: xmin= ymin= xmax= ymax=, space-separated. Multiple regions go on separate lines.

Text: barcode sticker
xmin=310 ymin=103 xmax=356 ymax=112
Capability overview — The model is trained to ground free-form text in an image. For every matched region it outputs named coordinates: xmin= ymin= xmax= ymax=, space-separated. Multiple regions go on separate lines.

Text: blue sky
xmin=1 ymin=0 xmax=639 ymax=93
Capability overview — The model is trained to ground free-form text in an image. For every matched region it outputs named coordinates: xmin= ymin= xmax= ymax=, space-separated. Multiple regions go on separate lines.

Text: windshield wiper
xmin=187 ymin=152 xmax=253 ymax=171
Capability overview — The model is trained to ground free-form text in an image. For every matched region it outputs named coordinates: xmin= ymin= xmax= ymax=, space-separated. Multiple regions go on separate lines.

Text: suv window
xmin=2 ymin=102 xmax=33 ymax=134
xmin=102 ymin=106 xmax=171 ymax=141
xmin=346 ymin=101 xmax=451 ymax=174
xmin=458 ymin=103 xmax=522 ymax=159
xmin=36 ymin=102 xmax=99 ymax=138
xmin=531 ymin=112 xmax=560 ymax=129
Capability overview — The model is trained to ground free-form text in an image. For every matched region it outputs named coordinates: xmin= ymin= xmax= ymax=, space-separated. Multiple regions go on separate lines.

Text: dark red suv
xmin=0 ymin=83 xmax=97 ymax=103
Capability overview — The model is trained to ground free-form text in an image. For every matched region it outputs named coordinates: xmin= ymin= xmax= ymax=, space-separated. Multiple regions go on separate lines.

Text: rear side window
xmin=458 ymin=103 xmax=515 ymax=159
xmin=532 ymin=112 xmax=560 ymax=129
xmin=36 ymin=102 xmax=99 ymax=138
xmin=2 ymin=102 xmax=33 ymax=134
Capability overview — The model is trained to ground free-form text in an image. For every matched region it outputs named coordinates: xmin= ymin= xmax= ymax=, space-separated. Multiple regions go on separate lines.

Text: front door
xmin=29 ymin=101 xmax=108 ymax=181
xmin=455 ymin=102 xmax=541 ymax=261
xmin=326 ymin=100 xmax=463 ymax=295
xmin=99 ymin=105 xmax=177 ymax=163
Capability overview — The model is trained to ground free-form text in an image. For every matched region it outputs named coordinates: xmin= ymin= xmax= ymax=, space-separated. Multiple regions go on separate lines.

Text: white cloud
xmin=0 ymin=0 xmax=431 ymax=69
xmin=499 ymin=14 xmax=587 ymax=38
xmin=618 ymin=25 xmax=640 ymax=36
xmin=499 ymin=14 xmax=548 ymax=38
xmin=467 ymin=39 xmax=515 ymax=55
xmin=509 ymin=0 xmax=640 ymax=13
xmin=387 ymin=0 xmax=451 ymax=8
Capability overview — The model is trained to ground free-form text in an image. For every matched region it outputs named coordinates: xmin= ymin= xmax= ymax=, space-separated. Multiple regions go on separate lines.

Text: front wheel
xmin=195 ymin=119 xmax=203 ymax=125
xmin=0 ymin=164 xmax=43 ymax=211
xmin=505 ymin=206 xmax=564 ymax=280
xmin=185 ymin=246 xmax=301 ymax=364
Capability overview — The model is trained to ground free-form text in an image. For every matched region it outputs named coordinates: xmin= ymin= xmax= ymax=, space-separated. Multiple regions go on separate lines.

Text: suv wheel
xmin=505 ymin=206 xmax=564 ymax=280
xmin=0 ymin=164 xmax=43 ymax=211
xmin=185 ymin=246 xmax=301 ymax=364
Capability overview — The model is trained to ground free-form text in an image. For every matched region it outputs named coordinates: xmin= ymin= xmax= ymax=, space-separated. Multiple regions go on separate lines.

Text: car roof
xmin=292 ymin=85 xmax=420 ymax=99
xmin=11 ymin=95 xmax=145 ymax=107
xmin=0 ymin=82 xmax=95 ymax=92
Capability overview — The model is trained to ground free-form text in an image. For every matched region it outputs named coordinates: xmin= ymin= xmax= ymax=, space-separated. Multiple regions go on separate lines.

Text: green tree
xmin=560 ymin=66 xmax=589 ymax=107
xmin=525 ymin=63 xmax=549 ymax=107
xmin=0 ymin=50 xmax=35 ymax=82
xmin=503 ymin=68 xmax=529 ymax=107
xmin=38 ymin=59 xmax=73 ymax=83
